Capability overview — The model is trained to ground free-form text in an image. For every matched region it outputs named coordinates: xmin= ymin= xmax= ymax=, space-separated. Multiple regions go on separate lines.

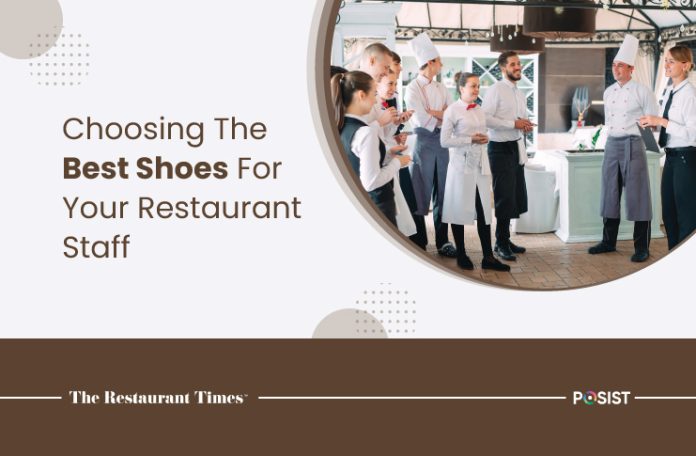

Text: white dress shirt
xmin=481 ymin=78 xmax=528 ymax=142
xmin=440 ymin=100 xmax=491 ymax=175
xmin=661 ymin=80 xmax=696 ymax=148
xmin=363 ymin=101 xmax=383 ymax=126
xmin=404 ymin=74 xmax=453 ymax=132
xmin=604 ymin=79 xmax=659 ymax=138
xmin=345 ymin=114 xmax=401 ymax=192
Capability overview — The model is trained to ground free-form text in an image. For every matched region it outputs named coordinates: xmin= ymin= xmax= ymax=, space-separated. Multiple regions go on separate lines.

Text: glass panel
xmin=489 ymin=63 xmax=502 ymax=80
xmin=477 ymin=57 xmax=497 ymax=69
xmin=402 ymin=56 xmax=419 ymax=86
xmin=472 ymin=60 xmax=485 ymax=77
xmin=479 ymin=73 xmax=497 ymax=89
xmin=525 ymin=131 xmax=534 ymax=145
xmin=523 ymin=61 xmax=535 ymax=83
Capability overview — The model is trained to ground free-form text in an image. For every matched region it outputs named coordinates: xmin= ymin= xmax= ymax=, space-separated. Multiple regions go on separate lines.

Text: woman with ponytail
xmin=640 ymin=45 xmax=696 ymax=249
xmin=440 ymin=72 xmax=510 ymax=271
xmin=331 ymin=71 xmax=411 ymax=225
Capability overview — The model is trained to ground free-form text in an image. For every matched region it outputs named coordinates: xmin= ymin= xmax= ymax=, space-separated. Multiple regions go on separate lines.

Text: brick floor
xmin=421 ymin=218 xmax=669 ymax=290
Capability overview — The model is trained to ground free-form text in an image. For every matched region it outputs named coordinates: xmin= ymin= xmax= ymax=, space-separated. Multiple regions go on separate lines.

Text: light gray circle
xmin=0 ymin=0 xmax=63 ymax=59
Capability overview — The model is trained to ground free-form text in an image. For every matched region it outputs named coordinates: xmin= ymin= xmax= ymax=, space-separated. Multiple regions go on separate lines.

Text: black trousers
xmin=375 ymin=197 xmax=397 ymax=227
xmin=399 ymin=167 xmax=428 ymax=249
xmin=451 ymin=189 xmax=494 ymax=259
xmin=662 ymin=149 xmax=696 ymax=249
xmin=600 ymin=163 xmax=650 ymax=251
xmin=601 ymin=218 xmax=650 ymax=251
xmin=431 ymin=164 xmax=450 ymax=249
xmin=488 ymin=140 xmax=528 ymax=246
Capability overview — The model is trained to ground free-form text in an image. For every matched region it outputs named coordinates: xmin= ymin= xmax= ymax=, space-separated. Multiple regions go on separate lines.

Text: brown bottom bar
xmin=0 ymin=340 xmax=692 ymax=454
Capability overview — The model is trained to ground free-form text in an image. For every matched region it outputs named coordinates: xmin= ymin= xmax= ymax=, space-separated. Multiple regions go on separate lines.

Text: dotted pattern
xmin=354 ymin=283 xmax=417 ymax=336
xmin=27 ymin=31 xmax=90 ymax=87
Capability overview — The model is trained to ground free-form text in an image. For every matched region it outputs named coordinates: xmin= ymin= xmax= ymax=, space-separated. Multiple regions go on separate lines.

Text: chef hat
xmin=614 ymin=34 xmax=639 ymax=67
xmin=409 ymin=33 xmax=440 ymax=67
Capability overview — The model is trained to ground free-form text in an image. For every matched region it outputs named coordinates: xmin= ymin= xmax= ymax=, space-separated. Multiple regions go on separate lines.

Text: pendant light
xmin=523 ymin=0 xmax=596 ymax=40
xmin=490 ymin=24 xmax=546 ymax=54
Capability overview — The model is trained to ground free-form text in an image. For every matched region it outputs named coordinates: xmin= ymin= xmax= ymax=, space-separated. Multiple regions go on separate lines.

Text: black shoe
xmin=457 ymin=254 xmax=474 ymax=270
xmin=631 ymin=249 xmax=649 ymax=263
xmin=482 ymin=256 xmax=511 ymax=272
xmin=494 ymin=244 xmax=516 ymax=261
xmin=438 ymin=242 xmax=457 ymax=258
xmin=588 ymin=242 xmax=616 ymax=254
xmin=509 ymin=242 xmax=526 ymax=254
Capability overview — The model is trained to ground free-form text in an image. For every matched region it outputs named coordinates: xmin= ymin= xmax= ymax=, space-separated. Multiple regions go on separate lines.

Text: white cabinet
xmin=533 ymin=149 xmax=664 ymax=243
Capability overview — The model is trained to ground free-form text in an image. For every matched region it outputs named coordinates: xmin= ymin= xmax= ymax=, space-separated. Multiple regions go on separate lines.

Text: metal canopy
xmin=376 ymin=1 xmax=696 ymax=45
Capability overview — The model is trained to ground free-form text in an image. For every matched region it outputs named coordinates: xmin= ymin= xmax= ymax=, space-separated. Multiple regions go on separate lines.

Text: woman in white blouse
xmin=440 ymin=73 xmax=510 ymax=271
xmin=331 ymin=71 xmax=412 ymax=225
xmin=639 ymin=45 xmax=696 ymax=249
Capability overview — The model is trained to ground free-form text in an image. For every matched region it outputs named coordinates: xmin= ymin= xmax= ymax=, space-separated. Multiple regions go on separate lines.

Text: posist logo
xmin=572 ymin=390 xmax=631 ymax=406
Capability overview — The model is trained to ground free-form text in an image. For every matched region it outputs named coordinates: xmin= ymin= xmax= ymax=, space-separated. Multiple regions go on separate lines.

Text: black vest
xmin=340 ymin=117 xmax=394 ymax=205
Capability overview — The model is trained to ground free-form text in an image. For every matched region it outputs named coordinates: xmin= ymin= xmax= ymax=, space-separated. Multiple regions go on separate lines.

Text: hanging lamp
xmin=490 ymin=24 xmax=546 ymax=54
xmin=523 ymin=0 xmax=596 ymax=40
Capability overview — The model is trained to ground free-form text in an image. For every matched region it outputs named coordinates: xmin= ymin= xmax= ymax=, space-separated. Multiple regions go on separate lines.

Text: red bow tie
xmin=467 ymin=103 xmax=477 ymax=110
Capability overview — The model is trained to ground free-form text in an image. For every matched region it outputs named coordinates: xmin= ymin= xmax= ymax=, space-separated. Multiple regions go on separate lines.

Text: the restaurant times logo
xmin=572 ymin=390 xmax=631 ymax=406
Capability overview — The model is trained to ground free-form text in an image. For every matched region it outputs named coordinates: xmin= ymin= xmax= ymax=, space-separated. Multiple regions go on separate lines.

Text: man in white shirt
xmin=404 ymin=33 xmax=456 ymax=256
xmin=481 ymin=51 xmax=534 ymax=261
xmin=588 ymin=35 xmax=659 ymax=262
xmin=358 ymin=43 xmax=400 ymax=128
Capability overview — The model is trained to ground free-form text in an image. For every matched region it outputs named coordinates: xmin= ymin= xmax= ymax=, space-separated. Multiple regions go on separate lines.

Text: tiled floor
xmin=422 ymin=219 xmax=669 ymax=290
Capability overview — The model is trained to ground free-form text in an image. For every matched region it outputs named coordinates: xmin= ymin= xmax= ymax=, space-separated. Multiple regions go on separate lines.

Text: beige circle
xmin=313 ymin=309 xmax=387 ymax=339
xmin=0 ymin=0 xmax=63 ymax=59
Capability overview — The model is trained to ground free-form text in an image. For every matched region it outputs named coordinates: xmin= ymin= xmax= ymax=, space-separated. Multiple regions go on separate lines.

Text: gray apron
xmin=600 ymin=135 xmax=652 ymax=221
xmin=409 ymin=127 xmax=449 ymax=217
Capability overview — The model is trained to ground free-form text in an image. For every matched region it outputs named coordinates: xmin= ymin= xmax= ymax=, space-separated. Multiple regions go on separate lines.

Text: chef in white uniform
xmin=405 ymin=33 xmax=456 ymax=257
xmin=588 ymin=34 xmax=659 ymax=262
xmin=441 ymin=72 xmax=509 ymax=272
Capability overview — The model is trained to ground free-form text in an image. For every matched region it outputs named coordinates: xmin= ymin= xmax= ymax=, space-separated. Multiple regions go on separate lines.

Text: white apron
xmin=394 ymin=172 xmax=417 ymax=236
xmin=440 ymin=102 xmax=493 ymax=226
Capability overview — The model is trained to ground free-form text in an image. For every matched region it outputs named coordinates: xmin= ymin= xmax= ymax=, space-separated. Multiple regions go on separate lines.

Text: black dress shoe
xmin=457 ymin=254 xmax=474 ymax=270
xmin=509 ymin=242 xmax=526 ymax=254
xmin=494 ymin=244 xmax=516 ymax=261
xmin=588 ymin=242 xmax=616 ymax=254
xmin=631 ymin=249 xmax=649 ymax=263
xmin=438 ymin=242 xmax=457 ymax=258
xmin=482 ymin=256 xmax=511 ymax=272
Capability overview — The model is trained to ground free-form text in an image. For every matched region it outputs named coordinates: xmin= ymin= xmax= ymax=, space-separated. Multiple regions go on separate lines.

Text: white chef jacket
xmin=404 ymin=74 xmax=453 ymax=132
xmin=661 ymin=79 xmax=696 ymax=148
xmin=481 ymin=78 xmax=528 ymax=142
xmin=345 ymin=114 xmax=401 ymax=192
xmin=604 ymin=78 xmax=659 ymax=138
